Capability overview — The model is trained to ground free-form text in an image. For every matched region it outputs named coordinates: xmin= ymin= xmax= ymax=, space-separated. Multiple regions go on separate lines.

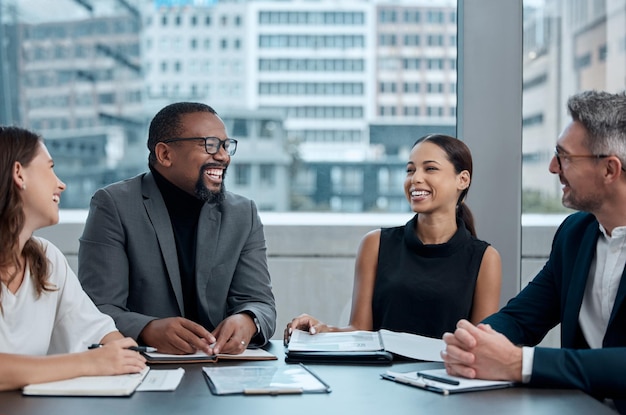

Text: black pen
xmin=88 ymin=344 xmax=158 ymax=353
xmin=417 ymin=371 xmax=460 ymax=386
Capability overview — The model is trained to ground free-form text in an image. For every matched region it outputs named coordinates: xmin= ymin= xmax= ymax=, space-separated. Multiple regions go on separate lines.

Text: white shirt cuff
xmin=521 ymin=346 xmax=534 ymax=383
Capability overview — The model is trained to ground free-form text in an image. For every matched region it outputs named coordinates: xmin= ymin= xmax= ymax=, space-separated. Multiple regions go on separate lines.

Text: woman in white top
xmin=0 ymin=126 xmax=146 ymax=390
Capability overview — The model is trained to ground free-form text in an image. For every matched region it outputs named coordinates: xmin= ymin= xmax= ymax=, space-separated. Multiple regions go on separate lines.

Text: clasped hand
xmin=441 ymin=319 xmax=523 ymax=382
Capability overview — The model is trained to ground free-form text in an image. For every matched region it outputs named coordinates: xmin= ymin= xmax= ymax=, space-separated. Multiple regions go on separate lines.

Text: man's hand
xmin=139 ymin=317 xmax=216 ymax=354
xmin=442 ymin=319 xmax=523 ymax=382
xmin=210 ymin=314 xmax=257 ymax=355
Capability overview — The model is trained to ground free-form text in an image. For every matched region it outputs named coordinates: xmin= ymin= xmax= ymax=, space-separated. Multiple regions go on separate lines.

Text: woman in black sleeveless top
xmin=285 ymin=134 xmax=502 ymax=340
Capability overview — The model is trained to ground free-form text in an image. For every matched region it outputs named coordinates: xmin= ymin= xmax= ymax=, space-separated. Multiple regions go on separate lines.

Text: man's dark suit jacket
xmin=78 ymin=172 xmax=276 ymax=345
xmin=484 ymin=212 xmax=626 ymax=413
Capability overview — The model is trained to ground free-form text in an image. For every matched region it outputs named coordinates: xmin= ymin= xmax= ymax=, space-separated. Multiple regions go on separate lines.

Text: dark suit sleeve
xmin=78 ymin=187 xmax=156 ymax=339
xmin=532 ymin=347 xmax=626 ymax=399
xmin=226 ymin=200 xmax=276 ymax=346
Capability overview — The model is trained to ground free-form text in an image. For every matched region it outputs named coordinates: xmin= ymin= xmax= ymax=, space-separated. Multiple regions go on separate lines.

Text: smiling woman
xmin=285 ymin=134 xmax=502 ymax=342
xmin=0 ymin=125 xmax=146 ymax=391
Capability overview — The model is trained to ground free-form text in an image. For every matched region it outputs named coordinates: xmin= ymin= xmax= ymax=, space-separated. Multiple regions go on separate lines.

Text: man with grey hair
xmin=442 ymin=90 xmax=626 ymax=413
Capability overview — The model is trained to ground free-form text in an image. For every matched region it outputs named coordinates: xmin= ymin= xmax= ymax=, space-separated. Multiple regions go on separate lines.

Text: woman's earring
xmin=21 ymin=183 xmax=26 ymax=190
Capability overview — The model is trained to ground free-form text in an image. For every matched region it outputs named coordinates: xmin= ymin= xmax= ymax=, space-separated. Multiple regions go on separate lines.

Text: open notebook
xmin=285 ymin=329 xmax=444 ymax=364
xmin=144 ymin=348 xmax=277 ymax=364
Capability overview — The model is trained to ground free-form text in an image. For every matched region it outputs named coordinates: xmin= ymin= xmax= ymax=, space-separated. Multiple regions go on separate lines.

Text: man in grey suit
xmin=78 ymin=102 xmax=276 ymax=355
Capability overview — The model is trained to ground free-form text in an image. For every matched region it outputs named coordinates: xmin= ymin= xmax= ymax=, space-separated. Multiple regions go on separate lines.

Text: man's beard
xmin=195 ymin=164 xmax=227 ymax=205
xmin=560 ymin=175 xmax=602 ymax=213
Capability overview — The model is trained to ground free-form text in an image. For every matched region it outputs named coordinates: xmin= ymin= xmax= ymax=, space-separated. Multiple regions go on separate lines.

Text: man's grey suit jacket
xmin=78 ymin=172 xmax=276 ymax=345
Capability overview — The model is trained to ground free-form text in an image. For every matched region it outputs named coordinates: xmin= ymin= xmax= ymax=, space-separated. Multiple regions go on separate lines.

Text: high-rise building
xmin=8 ymin=0 xmax=146 ymax=208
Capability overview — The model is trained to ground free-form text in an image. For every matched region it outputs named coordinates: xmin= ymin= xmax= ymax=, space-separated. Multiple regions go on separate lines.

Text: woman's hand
xmin=283 ymin=314 xmax=330 ymax=345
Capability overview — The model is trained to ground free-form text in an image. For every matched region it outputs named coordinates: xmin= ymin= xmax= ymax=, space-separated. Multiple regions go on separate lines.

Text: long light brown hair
xmin=0 ymin=126 xmax=53 ymax=310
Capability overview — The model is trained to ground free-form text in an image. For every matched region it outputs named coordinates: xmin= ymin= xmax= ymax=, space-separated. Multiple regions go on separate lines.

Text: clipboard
xmin=381 ymin=369 xmax=514 ymax=395
xmin=202 ymin=363 xmax=331 ymax=395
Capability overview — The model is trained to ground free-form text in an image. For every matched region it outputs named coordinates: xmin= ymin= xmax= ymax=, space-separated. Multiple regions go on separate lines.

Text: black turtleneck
xmin=150 ymin=165 xmax=204 ymax=323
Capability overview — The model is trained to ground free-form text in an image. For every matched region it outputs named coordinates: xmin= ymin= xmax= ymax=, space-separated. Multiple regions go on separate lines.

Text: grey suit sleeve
xmin=78 ymin=188 xmax=156 ymax=339
xmin=227 ymin=200 xmax=276 ymax=346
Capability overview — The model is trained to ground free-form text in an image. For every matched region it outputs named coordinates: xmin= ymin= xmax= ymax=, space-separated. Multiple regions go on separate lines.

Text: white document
xmin=202 ymin=365 xmax=331 ymax=395
xmin=136 ymin=367 xmax=185 ymax=392
xmin=378 ymin=329 xmax=444 ymax=362
xmin=287 ymin=329 xmax=445 ymax=362
xmin=382 ymin=368 xmax=514 ymax=395
xmin=287 ymin=330 xmax=384 ymax=352
xmin=23 ymin=367 xmax=150 ymax=396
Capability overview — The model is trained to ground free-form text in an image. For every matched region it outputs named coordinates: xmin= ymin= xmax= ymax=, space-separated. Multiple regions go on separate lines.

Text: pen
xmin=380 ymin=373 xmax=449 ymax=396
xmin=88 ymin=344 xmax=158 ymax=353
xmin=417 ymin=371 xmax=460 ymax=386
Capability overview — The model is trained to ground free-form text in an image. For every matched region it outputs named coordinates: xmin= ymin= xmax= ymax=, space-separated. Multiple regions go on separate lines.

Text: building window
xmin=235 ymin=164 xmax=251 ymax=186
xmin=522 ymin=113 xmax=544 ymax=127
xmin=232 ymin=118 xmax=248 ymax=137
xmin=260 ymin=164 xmax=275 ymax=186
xmin=379 ymin=9 xmax=397 ymax=23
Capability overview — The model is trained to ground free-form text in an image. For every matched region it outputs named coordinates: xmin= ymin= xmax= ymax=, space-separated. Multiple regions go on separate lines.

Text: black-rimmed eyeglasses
xmin=553 ymin=148 xmax=626 ymax=172
xmin=553 ymin=148 xmax=608 ymax=170
xmin=163 ymin=136 xmax=238 ymax=156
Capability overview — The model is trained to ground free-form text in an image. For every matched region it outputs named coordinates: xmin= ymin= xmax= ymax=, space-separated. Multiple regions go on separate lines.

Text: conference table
xmin=1 ymin=341 xmax=616 ymax=415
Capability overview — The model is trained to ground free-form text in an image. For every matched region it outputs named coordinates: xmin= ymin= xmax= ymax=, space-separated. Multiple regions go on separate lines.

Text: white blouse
xmin=0 ymin=237 xmax=117 ymax=355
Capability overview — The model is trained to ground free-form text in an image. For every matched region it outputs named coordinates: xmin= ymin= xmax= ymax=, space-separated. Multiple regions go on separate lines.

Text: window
xmin=235 ymin=164 xmax=251 ymax=186
xmin=521 ymin=1 xmax=626 ymax=214
xmin=1 ymin=0 xmax=457 ymax=214
xmin=260 ymin=164 xmax=275 ymax=186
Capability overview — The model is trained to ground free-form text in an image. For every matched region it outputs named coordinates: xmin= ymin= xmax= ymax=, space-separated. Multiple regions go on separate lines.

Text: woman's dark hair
xmin=0 ymin=126 xmax=53 ymax=311
xmin=412 ymin=134 xmax=477 ymax=237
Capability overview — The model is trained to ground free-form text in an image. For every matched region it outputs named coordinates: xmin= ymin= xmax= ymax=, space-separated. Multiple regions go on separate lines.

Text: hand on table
xmin=88 ymin=337 xmax=146 ymax=375
xmin=210 ymin=314 xmax=257 ymax=355
xmin=283 ymin=313 xmax=330 ymax=345
xmin=139 ymin=317 xmax=215 ymax=355
xmin=441 ymin=319 xmax=523 ymax=382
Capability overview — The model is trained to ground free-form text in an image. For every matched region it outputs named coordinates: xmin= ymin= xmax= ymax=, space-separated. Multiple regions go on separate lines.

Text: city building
xmin=4 ymin=0 xmax=146 ymax=208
